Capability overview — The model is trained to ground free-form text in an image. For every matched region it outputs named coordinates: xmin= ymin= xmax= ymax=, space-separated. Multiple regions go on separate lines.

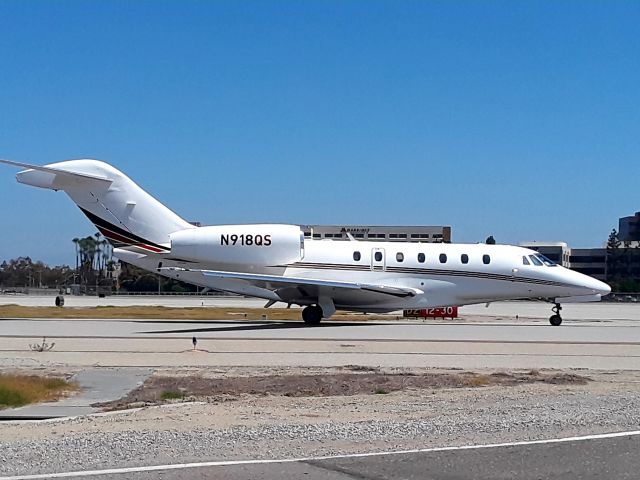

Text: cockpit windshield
xmin=526 ymin=253 xmax=557 ymax=267
xmin=529 ymin=255 xmax=543 ymax=266
xmin=535 ymin=254 xmax=557 ymax=266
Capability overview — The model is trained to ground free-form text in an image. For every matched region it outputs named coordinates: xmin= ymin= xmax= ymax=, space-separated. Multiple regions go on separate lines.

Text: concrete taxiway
xmin=1 ymin=310 xmax=640 ymax=370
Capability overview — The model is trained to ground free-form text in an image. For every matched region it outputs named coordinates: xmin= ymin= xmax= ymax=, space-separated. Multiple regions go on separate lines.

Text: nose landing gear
xmin=549 ymin=303 xmax=563 ymax=326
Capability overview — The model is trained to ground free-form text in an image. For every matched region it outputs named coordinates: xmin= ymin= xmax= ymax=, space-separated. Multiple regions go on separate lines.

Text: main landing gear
xmin=549 ymin=303 xmax=563 ymax=326
xmin=302 ymin=305 xmax=323 ymax=326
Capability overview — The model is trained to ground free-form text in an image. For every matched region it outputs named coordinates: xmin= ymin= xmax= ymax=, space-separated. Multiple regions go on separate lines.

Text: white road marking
xmin=2 ymin=430 xmax=640 ymax=479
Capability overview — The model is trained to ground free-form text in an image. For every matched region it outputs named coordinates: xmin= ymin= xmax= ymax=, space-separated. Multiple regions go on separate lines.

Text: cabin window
xmin=353 ymin=251 xmax=361 ymax=261
xmin=374 ymin=251 xmax=383 ymax=262
xmin=522 ymin=256 xmax=530 ymax=265
xmin=396 ymin=252 xmax=404 ymax=262
xmin=529 ymin=255 xmax=543 ymax=266
xmin=461 ymin=254 xmax=469 ymax=264
xmin=418 ymin=253 xmax=425 ymax=263
xmin=483 ymin=254 xmax=491 ymax=265
xmin=439 ymin=253 xmax=447 ymax=264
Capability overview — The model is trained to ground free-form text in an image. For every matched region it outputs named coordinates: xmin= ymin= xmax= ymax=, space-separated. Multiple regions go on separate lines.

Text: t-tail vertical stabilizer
xmin=0 ymin=158 xmax=195 ymax=252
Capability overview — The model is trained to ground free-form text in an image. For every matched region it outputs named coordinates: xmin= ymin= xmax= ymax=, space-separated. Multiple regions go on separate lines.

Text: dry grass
xmin=0 ymin=304 xmax=395 ymax=321
xmin=467 ymin=374 xmax=491 ymax=386
xmin=0 ymin=374 xmax=78 ymax=409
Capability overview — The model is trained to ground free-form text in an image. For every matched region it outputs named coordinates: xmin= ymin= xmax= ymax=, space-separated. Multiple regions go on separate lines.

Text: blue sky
xmin=1 ymin=1 xmax=639 ymax=266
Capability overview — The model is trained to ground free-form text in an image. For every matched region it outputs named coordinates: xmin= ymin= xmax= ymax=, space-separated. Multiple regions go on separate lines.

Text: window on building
xmin=439 ymin=253 xmax=447 ymax=263
xmin=461 ymin=254 xmax=469 ymax=264
xmin=354 ymin=233 xmax=365 ymax=238
xmin=570 ymin=255 xmax=605 ymax=263
xmin=418 ymin=253 xmax=425 ymax=263
xmin=522 ymin=256 xmax=530 ymax=265
xmin=313 ymin=233 xmax=321 ymax=238
xmin=396 ymin=252 xmax=404 ymax=262
xmin=529 ymin=255 xmax=543 ymax=266
xmin=353 ymin=251 xmax=361 ymax=261
xmin=374 ymin=251 xmax=383 ymax=262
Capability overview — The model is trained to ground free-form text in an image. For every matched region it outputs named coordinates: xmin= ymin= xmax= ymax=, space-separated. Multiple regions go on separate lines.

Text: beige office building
xmin=303 ymin=225 xmax=451 ymax=243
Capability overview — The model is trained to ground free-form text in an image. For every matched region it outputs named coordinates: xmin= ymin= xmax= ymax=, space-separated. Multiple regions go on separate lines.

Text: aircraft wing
xmin=161 ymin=267 xmax=421 ymax=299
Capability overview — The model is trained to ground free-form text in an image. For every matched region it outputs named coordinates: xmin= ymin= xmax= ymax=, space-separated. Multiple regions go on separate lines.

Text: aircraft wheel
xmin=549 ymin=314 xmax=562 ymax=326
xmin=302 ymin=305 xmax=323 ymax=325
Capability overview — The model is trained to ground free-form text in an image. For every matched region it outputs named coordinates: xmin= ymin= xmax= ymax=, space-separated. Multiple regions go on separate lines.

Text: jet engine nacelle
xmin=169 ymin=224 xmax=304 ymax=267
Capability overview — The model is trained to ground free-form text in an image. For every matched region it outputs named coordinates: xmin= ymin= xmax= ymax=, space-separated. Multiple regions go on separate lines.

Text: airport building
xmin=569 ymin=248 xmax=607 ymax=280
xmin=619 ymin=212 xmax=640 ymax=242
xmin=303 ymin=225 xmax=451 ymax=243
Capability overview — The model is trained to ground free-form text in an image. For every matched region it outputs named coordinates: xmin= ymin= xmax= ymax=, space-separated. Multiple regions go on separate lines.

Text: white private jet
xmin=1 ymin=159 xmax=610 ymax=326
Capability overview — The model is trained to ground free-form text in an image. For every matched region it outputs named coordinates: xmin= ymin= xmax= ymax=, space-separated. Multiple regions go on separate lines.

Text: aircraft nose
xmin=582 ymin=274 xmax=611 ymax=296
xmin=596 ymin=279 xmax=612 ymax=296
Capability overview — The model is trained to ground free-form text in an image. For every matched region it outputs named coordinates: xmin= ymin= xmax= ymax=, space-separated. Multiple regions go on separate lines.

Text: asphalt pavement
xmin=16 ymin=433 xmax=639 ymax=480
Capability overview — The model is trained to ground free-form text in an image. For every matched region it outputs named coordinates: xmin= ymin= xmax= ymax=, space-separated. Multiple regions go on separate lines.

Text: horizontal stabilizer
xmin=0 ymin=158 xmax=114 ymax=189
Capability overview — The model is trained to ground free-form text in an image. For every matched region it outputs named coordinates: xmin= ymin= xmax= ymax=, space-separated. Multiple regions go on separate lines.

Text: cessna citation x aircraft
xmin=1 ymin=159 xmax=611 ymax=326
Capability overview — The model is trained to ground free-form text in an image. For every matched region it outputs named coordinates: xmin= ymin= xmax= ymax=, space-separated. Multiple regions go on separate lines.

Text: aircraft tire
xmin=302 ymin=305 xmax=323 ymax=325
xmin=549 ymin=314 xmax=562 ymax=326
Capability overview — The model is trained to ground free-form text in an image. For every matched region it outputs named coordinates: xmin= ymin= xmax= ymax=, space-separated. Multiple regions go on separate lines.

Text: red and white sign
xmin=403 ymin=307 xmax=458 ymax=318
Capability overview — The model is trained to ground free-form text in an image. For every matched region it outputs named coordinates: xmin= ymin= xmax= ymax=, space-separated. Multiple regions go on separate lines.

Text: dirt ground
xmin=96 ymin=368 xmax=589 ymax=410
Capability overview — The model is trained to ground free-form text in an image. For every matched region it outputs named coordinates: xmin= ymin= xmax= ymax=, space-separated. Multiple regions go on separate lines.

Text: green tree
xmin=606 ymin=229 xmax=621 ymax=251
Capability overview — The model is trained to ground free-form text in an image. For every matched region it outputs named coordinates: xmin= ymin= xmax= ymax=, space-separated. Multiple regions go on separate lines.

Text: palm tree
xmin=72 ymin=238 xmax=80 ymax=271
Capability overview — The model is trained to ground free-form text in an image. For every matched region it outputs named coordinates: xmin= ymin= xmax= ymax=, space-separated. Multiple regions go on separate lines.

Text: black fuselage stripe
xmin=79 ymin=207 xmax=169 ymax=251
xmin=287 ymin=262 xmax=568 ymax=287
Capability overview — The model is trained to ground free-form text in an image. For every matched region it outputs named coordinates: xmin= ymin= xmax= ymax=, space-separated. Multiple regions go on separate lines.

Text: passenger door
xmin=371 ymin=248 xmax=386 ymax=272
